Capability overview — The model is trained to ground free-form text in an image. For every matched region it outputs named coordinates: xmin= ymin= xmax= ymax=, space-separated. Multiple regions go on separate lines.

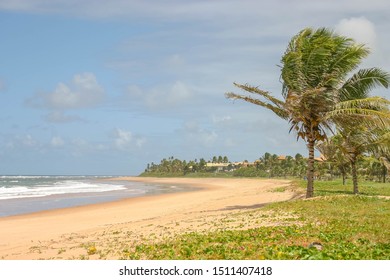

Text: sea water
xmin=0 ymin=176 xmax=193 ymax=217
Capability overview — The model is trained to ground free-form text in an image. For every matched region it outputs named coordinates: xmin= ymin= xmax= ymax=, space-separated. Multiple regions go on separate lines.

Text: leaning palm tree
xmin=226 ymin=27 xmax=390 ymax=198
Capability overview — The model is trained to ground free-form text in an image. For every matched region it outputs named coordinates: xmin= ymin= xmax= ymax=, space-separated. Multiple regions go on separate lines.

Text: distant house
xmin=206 ymin=160 xmax=261 ymax=172
xmin=206 ymin=162 xmax=230 ymax=168
xmin=206 ymin=162 xmax=231 ymax=172
xmin=235 ymin=161 xmax=253 ymax=167
xmin=233 ymin=160 xmax=260 ymax=167
xmin=314 ymin=154 xmax=327 ymax=162
xmin=277 ymin=155 xmax=286 ymax=160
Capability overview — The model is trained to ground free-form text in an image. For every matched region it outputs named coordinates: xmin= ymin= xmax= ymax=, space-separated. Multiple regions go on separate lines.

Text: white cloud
xmin=5 ymin=134 xmax=40 ymax=150
xmin=21 ymin=134 xmax=38 ymax=147
xmin=125 ymin=81 xmax=193 ymax=110
xmin=147 ymin=81 xmax=192 ymax=108
xmin=113 ymin=128 xmax=145 ymax=151
xmin=50 ymin=136 xmax=65 ymax=148
xmin=69 ymin=139 xmax=87 ymax=157
xmin=335 ymin=17 xmax=377 ymax=49
xmin=114 ymin=128 xmax=132 ymax=150
xmin=212 ymin=115 xmax=232 ymax=125
xmin=135 ymin=138 xmax=146 ymax=148
xmin=181 ymin=121 xmax=218 ymax=147
xmin=69 ymin=138 xmax=109 ymax=157
xmin=166 ymin=54 xmax=185 ymax=68
xmin=71 ymin=138 xmax=88 ymax=147
xmin=29 ymin=72 xmax=105 ymax=110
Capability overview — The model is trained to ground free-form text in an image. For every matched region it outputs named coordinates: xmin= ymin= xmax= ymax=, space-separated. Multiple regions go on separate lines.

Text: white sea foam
xmin=0 ymin=175 xmax=114 ymax=179
xmin=0 ymin=180 xmax=127 ymax=200
xmin=1 ymin=175 xmax=54 ymax=179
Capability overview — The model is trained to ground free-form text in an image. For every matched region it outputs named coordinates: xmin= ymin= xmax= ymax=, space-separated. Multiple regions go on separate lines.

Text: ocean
xmin=0 ymin=176 xmax=194 ymax=217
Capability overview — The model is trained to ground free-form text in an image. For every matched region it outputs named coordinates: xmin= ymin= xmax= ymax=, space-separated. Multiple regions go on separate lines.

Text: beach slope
xmin=0 ymin=177 xmax=298 ymax=259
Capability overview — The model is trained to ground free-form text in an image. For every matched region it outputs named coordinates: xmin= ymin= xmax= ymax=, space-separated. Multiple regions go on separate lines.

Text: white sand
xmin=0 ymin=177 xmax=299 ymax=259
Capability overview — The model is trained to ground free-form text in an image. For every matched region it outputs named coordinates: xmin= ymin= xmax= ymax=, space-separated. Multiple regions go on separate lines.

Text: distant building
xmin=314 ymin=154 xmax=327 ymax=162
xmin=206 ymin=160 xmax=262 ymax=172
xmin=206 ymin=162 xmax=230 ymax=168
xmin=206 ymin=162 xmax=231 ymax=172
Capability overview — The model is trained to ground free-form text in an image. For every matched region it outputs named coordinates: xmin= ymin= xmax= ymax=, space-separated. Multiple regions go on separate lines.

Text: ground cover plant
xmin=120 ymin=180 xmax=390 ymax=260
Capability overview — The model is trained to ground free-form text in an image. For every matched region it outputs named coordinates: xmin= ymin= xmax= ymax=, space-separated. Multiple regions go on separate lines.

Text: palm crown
xmin=226 ymin=27 xmax=390 ymax=198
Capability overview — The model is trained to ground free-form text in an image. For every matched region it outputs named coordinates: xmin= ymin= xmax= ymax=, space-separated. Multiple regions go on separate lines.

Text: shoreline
xmin=0 ymin=176 xmax=201 ymax=218
xmin=0 ymin=177 xmax=298 ymax=260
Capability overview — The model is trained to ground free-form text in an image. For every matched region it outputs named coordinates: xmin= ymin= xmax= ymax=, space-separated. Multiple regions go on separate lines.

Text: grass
xmin=120 ymin=179 xmax=390 ymax=260
xmin=296 ymin=178 xmax=390 ymax=197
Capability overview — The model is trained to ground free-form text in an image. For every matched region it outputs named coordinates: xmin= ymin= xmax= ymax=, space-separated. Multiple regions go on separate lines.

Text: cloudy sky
xmin=1 ymin=0 xmax=389 ymax=175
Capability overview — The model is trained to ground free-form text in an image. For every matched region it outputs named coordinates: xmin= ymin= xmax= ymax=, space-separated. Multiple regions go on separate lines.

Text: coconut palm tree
xmin=226 ymin=27 xmax=390 ymax=198
xmin=331 ymin=74 xmax=390 ymax=193
xmin=326 ymin=126 xmax=390 ymax=193
xmin=317 ymin=135 xmax=350 ymax=184
xmin=369 ymin=129 xmax=390 ymax=182
xmin=337 ymin=126 xmax=373 ymax=194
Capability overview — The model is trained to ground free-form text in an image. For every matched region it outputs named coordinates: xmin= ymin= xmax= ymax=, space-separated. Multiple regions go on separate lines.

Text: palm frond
xmin=328 ymin=107 xmax=390 ymax=118
xmin=281 ymin=27 xmax=370 ymax=94
xmin=232 ymin=82 xmax=285 ymax=107
xmin=380 ymin=157 xmax=390 ymax=172
xmin=327 ymin=97 xmax=390 ymax=129
xmin=281 ymin=28 xmax=317 ymax=96
xmin=340 ymin=68 xmax=390 ymax=101
xmin=325 ymin=43 xmax=369 ymax=83
xmin=361 ymin=129 xmax=390 ymax=155
xmin=328 ymin=108 xmax=390 ymax=127
xmin=225 ymin=92 xmax=288 ymax=119
xmin=371 ymin=130 xmax=390 ymax=147
xmin=333 ymin=96 xmax=390 ymax=110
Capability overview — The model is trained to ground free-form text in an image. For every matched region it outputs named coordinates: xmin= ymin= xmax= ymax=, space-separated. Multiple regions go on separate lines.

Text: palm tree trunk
xmin=306 ymin=138 xmax=315 ymax=198
xmin=339 ymin=165 xmax=346 ymax=185
xmin=382 ymin=165 xmax=387 ymax=183
xmin=351 ymin=155 xmax=359 ymax=194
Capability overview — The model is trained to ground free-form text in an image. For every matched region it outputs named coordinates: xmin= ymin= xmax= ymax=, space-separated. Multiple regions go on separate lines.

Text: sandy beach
xmin=0 ymin=177 xmax=300 ymax=260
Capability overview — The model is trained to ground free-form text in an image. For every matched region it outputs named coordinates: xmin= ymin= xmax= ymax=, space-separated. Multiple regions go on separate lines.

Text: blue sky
xmin=0 ymin=0 xmax=389 ymax=175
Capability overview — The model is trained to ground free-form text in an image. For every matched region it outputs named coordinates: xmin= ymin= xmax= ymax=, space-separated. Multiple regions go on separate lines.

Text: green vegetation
xmin=297 ymin=179 xmax=390 ymax=197
xmin=141 ymin=152 xmax=388 ymax=184
xmin=141 ymin=155 xmax=233 ymax=177
xmin=317 ymin=128 xmax=390 ymax=194
xmin=120 ymin=180 xmax=390 ymax=260
xmin=140 ymin=153 xmax=305 ymax=178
